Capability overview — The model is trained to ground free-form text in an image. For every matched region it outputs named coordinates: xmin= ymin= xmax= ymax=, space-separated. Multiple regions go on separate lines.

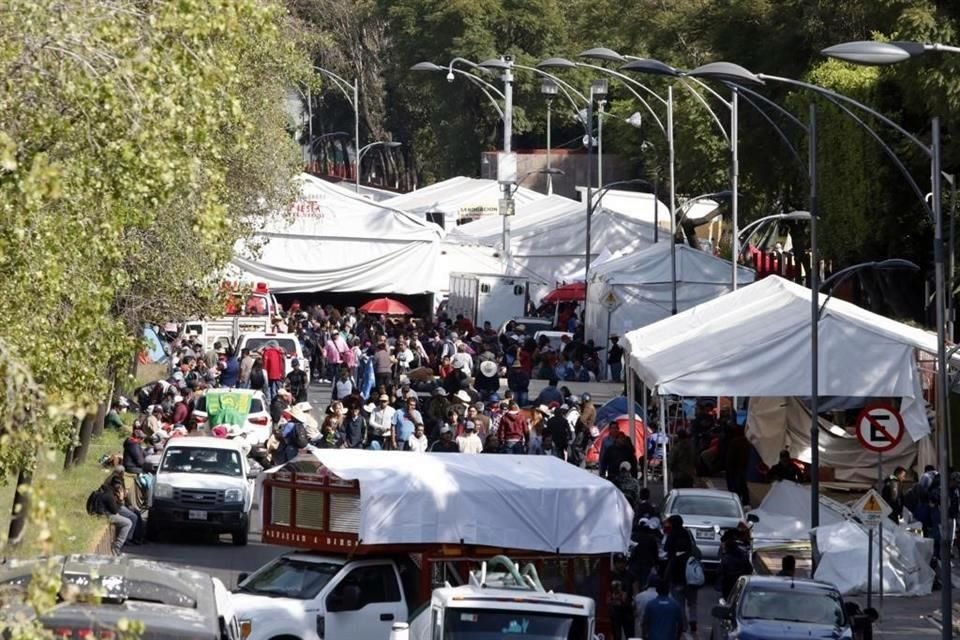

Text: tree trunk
xmin=91 ymin=399 xmax=110 ymax=439
xmin=63 ymin=418 xmax=79 ymax=470
xmin=71 ymin=413 xmax=97 ymax=466
xmin=6 ymin=468 xmax=33 ymax=547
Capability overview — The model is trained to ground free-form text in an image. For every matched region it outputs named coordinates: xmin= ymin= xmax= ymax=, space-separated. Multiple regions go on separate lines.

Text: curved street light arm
xmin=577 ymin=64 xmax=667 ymax=135
xmin=588 ymin=179 xmax=655 ymax=216
xmin=727 ymin=83 xmax=808 ymax=132
xmin=738 ymin=211 xmax=811 ymax=244
xmin=817 ymin=259 xmax=920 ymax=318
xmin=734 ymin=90 xmax=803 ymax=163
xmin=673 ymin=78 xmax=729 ymax=142
xmin=816 ymin=93 xmax=930 ymax=218
xmin=514 ymin=63 xmax=589 ymax=102
xmin=576 ymin=61 xmax=668 ymax=106
xmin=448 ymin=57 xmax=486 ymax=74
xmin=314 ymin=66 xmax=356 ymax=106
xmin=759 ymin=74 xmax=929 ymax=156
xmin=453 ymin=70 xmax=505 ymax=120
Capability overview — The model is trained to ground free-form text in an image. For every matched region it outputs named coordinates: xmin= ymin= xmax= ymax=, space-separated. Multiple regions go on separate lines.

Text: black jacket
xmin=122 ymin=438 xmax=145 ymax=473
xmin=547 ymin=415 xmax=570 ymax=449
xmin=664 ymin=528 xmax=695 ymax=586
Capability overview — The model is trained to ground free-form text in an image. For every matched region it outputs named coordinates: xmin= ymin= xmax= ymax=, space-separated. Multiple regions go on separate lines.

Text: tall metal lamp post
xmin=820 ymin=39 xmax=954 ymax=639
xmin=312 ymin=66 xmax=361 ymax=192
xmin=690 ymin=61 xmax=949 ymax=610
xmin=541 ymin=78 xmax=558 ymax=194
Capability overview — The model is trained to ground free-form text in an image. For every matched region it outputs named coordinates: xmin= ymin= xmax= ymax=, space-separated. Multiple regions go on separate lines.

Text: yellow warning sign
xmin=862 ymin=494 xmax=883 ymax=513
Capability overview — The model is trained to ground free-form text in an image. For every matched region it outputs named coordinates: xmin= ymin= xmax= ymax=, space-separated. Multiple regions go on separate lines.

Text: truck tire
xmin=232 ymin=516 xmax=249 ymax=546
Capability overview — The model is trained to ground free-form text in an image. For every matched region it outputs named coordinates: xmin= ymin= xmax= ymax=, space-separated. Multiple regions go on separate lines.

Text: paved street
xmin=128 ymin=380 xmax=954 ymax=638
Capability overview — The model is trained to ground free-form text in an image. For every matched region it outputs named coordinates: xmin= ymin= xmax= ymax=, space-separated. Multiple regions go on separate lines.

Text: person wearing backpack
xmin=86 ymin=471 xmax=135 ymax=555
xmin=663 ymin=514 xmax=703 ymax=635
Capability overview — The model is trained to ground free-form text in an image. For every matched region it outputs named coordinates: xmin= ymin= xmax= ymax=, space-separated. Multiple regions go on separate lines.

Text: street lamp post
xmin=820 ymin=40 xmax=954 ymax=639
xmin=476 ymin=57 xmax=515 ymax=265
xmin=541 ymin=78 xmax=558 ymax=195
xmin=674 ymin=191 xmax=734 ymax=313
xmin=312 ymin=66 xmax=360 ymax=192
xmin=690 ymin=62 xmax=950 ymax=606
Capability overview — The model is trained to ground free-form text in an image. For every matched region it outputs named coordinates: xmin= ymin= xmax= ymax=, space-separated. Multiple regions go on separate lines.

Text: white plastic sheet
xmin=814 ymin=521 xmax=935 ymax=596
xmin=298 ymin=449 xmax=634 ymax=555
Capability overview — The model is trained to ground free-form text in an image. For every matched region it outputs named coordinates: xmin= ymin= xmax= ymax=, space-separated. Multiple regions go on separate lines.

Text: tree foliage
xmin=295 ymin=0 xmax=960 ymax=278
xmin=0 ymin=0 xmax=305 ymax=478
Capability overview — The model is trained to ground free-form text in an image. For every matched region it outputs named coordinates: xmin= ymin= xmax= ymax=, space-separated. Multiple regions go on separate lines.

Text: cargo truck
xmin=232 ymin=450 xmax=633 ymax=640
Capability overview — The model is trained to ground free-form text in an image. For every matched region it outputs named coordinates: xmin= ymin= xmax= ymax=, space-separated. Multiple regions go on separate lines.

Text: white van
xmin=235 ymin=332 xmax=309 ymax=385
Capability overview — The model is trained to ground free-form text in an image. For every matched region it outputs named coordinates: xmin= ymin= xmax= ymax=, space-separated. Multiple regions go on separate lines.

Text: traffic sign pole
xmin=878 ymin=450 xmax=884 ymax=609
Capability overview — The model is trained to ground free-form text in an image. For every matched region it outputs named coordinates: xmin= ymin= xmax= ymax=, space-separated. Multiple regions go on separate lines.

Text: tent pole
xmin=640 ymin=380 xmax=648 ymax=489
xmin=627 ymin=370 xmax=637 ymax=476
xmin=660 ymin=395 xmax=669 ymax=495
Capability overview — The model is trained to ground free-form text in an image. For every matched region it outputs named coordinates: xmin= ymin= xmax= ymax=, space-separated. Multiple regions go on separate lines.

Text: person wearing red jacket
xmin=497 ymin=402 xmax=528 ymax=454
xmin=260 ymin=340 xmax=286 ymax=401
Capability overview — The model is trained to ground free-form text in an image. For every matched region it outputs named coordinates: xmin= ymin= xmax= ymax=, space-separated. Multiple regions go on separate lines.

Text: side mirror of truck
xmin=746 ymin=513 xmax=759 ymax=524
xmin=237 ymin=572 xmax=249 ymax=584
xmin=711 ymin=605 xmax=734 ymax=621
xmin=327 ymin=585 xmax=362 ymax=612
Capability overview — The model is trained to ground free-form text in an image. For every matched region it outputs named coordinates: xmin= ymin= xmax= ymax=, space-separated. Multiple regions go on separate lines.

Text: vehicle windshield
xmin=242 ymin=338 xmax=298 ymax=354
xmin=160 ymin=447 xmax=243 ymax=477
xmin=236 ymin=558 xmax=341 ymax=600
xmin=443 ymin=609 xmax=589 ymax=640
xmin=672 ymin=495 xmax=742 ymax=518
xmin=740 ymin=589 xmax=846 ymax=627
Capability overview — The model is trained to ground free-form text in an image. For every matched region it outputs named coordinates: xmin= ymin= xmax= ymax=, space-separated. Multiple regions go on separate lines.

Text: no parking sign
xmin=854 ymin=403 xmax=905 ymax=453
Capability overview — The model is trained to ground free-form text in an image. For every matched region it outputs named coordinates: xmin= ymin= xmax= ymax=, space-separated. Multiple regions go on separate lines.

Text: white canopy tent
xmin=383 ymin=176 xmax=544 ymax=229
xmin=450 ymin=195 xmax=660 ymax=300
xmin=584 ymin=243 xmax=755 ymax=347
xmin=623 ymin=275 xmax=940 ymax=449
xmin=231 ymin=174 xmax=442 ymax=294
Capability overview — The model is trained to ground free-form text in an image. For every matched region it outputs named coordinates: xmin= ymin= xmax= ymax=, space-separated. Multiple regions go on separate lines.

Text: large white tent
xmin=584 ymin=242 xmax=755 ymax=347
xmin=382 ymin=176 xmax=544 ymax=229
xmin=232 ymin=174 xmax=442 ymax=294
xmin=450 ymin=195 xmax=660 ymax=300
xmin=623 ymin=275 xmax=942 ymax=445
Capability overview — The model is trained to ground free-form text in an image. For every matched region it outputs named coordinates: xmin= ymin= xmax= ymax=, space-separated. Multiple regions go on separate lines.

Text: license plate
xmin=188 ymin=510 xmax=208 ymax=521
xmin=695 ymin=529 xmax=714 ymax=540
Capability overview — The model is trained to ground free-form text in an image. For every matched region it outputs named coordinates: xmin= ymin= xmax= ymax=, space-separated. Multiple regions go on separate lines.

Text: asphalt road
xmin=129 ymin=380 xmax=946 ymax=639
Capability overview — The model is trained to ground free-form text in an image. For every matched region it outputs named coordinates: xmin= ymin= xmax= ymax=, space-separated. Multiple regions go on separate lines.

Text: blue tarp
xmin=596 ymin=396 xmax=645 ymax=427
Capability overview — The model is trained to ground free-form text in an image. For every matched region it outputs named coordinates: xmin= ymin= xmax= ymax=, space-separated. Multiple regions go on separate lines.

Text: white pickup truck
xmin=232 ymin=554 xmax=597 ymax=640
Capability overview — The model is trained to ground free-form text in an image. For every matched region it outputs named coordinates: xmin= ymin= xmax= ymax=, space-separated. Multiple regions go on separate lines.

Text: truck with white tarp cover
xmin=233 ymin=450 xmax=633 ymax=640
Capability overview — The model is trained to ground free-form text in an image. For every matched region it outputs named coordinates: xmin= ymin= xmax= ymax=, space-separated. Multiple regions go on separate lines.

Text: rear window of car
xmin=242 ymin=337 xmax=298 ymax=354
xmin=250 ymin=399 xmax=264 ymax=412
xmin=672 ymin=495 xmax=742 ymax=518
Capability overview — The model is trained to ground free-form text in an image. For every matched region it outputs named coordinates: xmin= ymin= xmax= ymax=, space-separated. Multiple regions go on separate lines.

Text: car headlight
xmin=154 ymin=483 xmax=174 ymax=499
xmin=224 ymin=488 xmax=243 ymax=503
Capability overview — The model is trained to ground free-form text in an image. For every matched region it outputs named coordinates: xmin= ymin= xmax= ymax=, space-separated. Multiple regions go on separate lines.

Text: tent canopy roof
xmin=230 ymin=174 xmax=441 ymax=294
xmin=297 ymin=449 xmax=632 ymax=554
xmin=623 ymin=275 xmax=943 ymax=441
xmin=382 ymin=176 xmax=543 ymax=219
xmin=593 ymin=242 xmax=754 ymax=286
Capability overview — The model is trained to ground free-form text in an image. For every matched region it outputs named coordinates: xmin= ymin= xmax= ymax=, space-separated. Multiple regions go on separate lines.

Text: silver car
xmin=663 ymin=488 xmax=746 ymax=566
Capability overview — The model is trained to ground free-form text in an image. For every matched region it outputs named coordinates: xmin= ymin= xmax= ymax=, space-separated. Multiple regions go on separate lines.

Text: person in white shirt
xmin=395 ymin=340 xmax=415 ymax=374
xmin=406 ymin=423 xmax=429 ymax=453
xmin=633 ymin=577 xmax=659 ymax=635
xmin=367 ymin=393 xmax=396 ymax=450
xmin=456 ymin=421 xmax=483 ymax=454
xmin=451 ymin=343 xmax=474 ymax=374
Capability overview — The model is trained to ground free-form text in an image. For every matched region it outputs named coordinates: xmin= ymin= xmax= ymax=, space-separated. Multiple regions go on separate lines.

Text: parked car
xmin=498 ymin=317 xmax=554 ymax=338
xmin=149 ymin=436 xmax=256 ymax=545
xmin=710 ymin=575 xmax=861 ymax=640
xmin=0 ymin=554 xmax=242 ymax=640
xmin=663 ymin=488 xmax=746 ymax=566
xmin=192 ymin=388 xmax=271 ymax=445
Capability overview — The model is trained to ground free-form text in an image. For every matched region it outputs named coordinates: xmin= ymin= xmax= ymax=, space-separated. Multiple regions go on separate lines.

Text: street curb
xmin=87 ymin=523 xmax=112 ymax=555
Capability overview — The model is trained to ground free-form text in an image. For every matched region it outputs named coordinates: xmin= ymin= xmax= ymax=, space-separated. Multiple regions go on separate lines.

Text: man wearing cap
xmin=430 ymin=425 xmax=460 ymax=453
xmin=456 ymin=421 xmax=483 ymax=454
xmin=607 ymin=335 xmax=624 ymax=382
xmin=270 ymin=388 xmax=293 ymax=427
xmin=534 ymin=377 xmax=563 ymax=407
xmin=614 ymin=460 xmax=640 ymax=506
xmin=368 ymin=393 xmax=396 ymax=450
xmin=497 ymin=401 xmax=528 ymax=454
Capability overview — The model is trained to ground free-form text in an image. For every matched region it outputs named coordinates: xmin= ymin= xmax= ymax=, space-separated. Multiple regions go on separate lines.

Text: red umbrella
xmin=542 ymin=281 xmax=586 ymax=303
xmin=360 ymin=297 xmax=413 ymax=315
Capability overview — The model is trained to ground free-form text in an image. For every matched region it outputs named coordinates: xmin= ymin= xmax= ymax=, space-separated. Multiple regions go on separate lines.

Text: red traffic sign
xmin=855 ymin=403 xmax=905 ymax=453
